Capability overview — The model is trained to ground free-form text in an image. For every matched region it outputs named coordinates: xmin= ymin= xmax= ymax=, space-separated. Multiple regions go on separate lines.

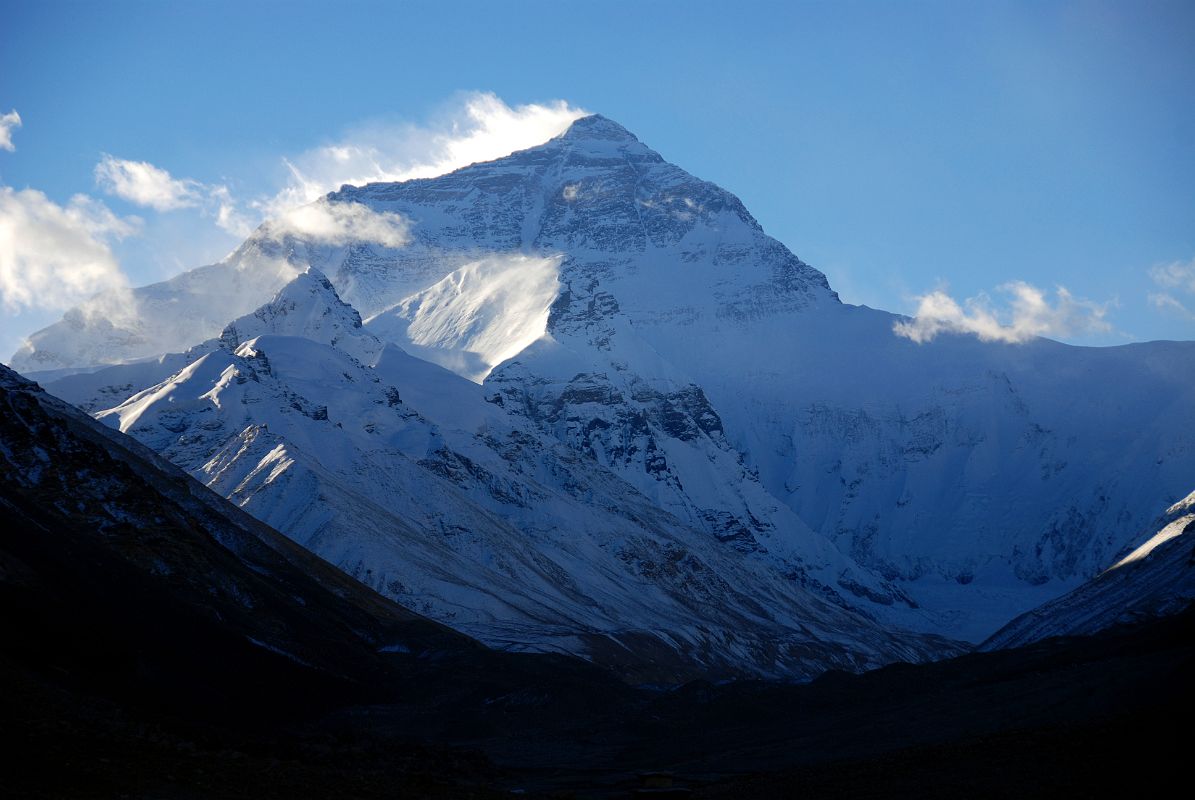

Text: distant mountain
xmin=24 ymin=114 xmax=1195 ymax=670
xmin=983 ymin=490 xmax=1195 ymax=649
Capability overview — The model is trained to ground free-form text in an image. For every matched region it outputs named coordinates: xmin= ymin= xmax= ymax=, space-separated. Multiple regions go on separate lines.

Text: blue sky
xmin=2 ymin=0 xmax=1193 ymax=358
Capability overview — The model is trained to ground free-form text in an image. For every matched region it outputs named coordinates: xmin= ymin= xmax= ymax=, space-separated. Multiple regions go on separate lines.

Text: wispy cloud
xmin=1149 ymin=258 xmax=1195 ymax=292
xmin=0 ymin=109 xmax=21 ymax=152
xmin=1148 ymin=292 xmax=1195 ymax=319
xmin=1147 ymin=257 xmax=1195 ymax=320
xmin=3 ymin=93 xmax=585 ymax=362
xmin=0 ymin=187 xmax=139 ymax=315
xmin=893 ymin=281 xmax=1112 ymax=344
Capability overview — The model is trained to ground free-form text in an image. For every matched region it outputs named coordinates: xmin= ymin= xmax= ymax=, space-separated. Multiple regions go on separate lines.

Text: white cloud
xmin=2 ymin=93 xmax=584 ymax=365
xmin=0 ymin=109 xmax=20 ymax=152
xmin=209 ymin=183 xmax=254 ymax=238
xmin=0 ymin=187 xmax=139 ymax=316
xmin=894 ymin=281 xmax=1112 ymax=344
xmin=95 ymin=154 xmax=202 ymax=211
xmin=265 ymin=198 xmax=410 ymax=248
xmin=94 ymin=154 xmax=253 ymax=239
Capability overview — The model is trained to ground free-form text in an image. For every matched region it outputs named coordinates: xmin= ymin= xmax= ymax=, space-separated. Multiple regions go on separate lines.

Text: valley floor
xmin=6 ymin=606 xmax=1192 ymax=799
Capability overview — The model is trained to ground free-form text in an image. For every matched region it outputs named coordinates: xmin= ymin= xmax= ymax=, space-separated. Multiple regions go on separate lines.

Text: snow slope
xmin=366 ymin=253 xmax=561 ymax=381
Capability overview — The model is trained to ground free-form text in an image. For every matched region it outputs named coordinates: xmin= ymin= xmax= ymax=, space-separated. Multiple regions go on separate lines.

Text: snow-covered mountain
xmin=46 ymin=268 xmax=949 ymax=681
xmin=982 ymin=490 xmax=1195 ymax=649
xmin=25 ymin=114 xmax=1195 ymax=667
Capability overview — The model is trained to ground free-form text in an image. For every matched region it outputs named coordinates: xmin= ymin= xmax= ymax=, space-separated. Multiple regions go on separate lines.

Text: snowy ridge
xmin=218 ymin=267 xmax=383 ymax=365
xmin=982 ymin=490 xmax=1195 ymax=649
xmin=41 ymin=266 xmax=373 ymax=413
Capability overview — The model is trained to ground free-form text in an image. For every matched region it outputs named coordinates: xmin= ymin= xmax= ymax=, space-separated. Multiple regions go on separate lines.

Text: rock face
xmin=25 ymin=114 xmax=1195 ymax=670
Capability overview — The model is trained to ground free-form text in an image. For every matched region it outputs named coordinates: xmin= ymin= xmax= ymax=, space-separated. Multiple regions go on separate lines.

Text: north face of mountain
xmin=26 ymin=113 xmax=1195 ymax=647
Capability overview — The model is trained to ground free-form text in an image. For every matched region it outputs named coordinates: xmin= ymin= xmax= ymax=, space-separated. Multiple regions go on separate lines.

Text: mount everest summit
xmin=14 ymin=114 xmax=1195 ymax=679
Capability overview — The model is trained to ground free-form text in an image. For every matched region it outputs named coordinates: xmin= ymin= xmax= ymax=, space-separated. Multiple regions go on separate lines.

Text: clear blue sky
xmin=2 ymin=0 xmax=1193 ymax=358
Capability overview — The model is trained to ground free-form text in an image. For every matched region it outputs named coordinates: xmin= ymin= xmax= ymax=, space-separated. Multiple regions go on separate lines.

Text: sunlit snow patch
xmin=1109 ymin=490 xmax=1195 ymax=570
xmin=365 ymin=253 xmax=562 ymax=382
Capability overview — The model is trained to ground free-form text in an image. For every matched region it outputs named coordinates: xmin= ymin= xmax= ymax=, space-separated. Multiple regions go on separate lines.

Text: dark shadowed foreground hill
xmin=0 ymin=362 xmax=629 ymax=797
xmin=2 ymin=362 xmax=1191 ymax=799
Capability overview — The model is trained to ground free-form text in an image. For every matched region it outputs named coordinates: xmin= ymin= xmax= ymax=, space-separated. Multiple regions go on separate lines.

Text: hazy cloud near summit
xmin=894 ymin=281 xmax=1112 ymax=344
xmin=0 ymin=187 xmax=139 ymax=315
xmin=213 ymin=92 xmax=585 ymax=245
xmin=0 ymin=109 xmax=21 ymax=152
xmin=3 ymin=94 xmax=583 ymax=355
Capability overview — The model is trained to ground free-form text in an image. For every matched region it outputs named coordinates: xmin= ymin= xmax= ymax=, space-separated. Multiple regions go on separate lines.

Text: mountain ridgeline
xmin=16 ymin=114 xmax=1195 ymax=680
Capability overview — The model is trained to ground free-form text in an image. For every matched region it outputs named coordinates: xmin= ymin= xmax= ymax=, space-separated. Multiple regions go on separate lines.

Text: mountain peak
xmin=218 ymin=267 xmax=383 ymax=365
xmin=557 ymin=114 xmax=641 ymax=144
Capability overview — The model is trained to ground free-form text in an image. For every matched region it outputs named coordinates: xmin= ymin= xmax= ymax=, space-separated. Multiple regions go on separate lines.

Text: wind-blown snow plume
xmin=893 ymin=281 xmax=1111 ymax=344
xmin=0 ymin=187 xmax=138 ymax=316
xmin=368 ymin=253 xmax=562 ymax=381
xmin=0 ymin=109 xmax=21 ymax=151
